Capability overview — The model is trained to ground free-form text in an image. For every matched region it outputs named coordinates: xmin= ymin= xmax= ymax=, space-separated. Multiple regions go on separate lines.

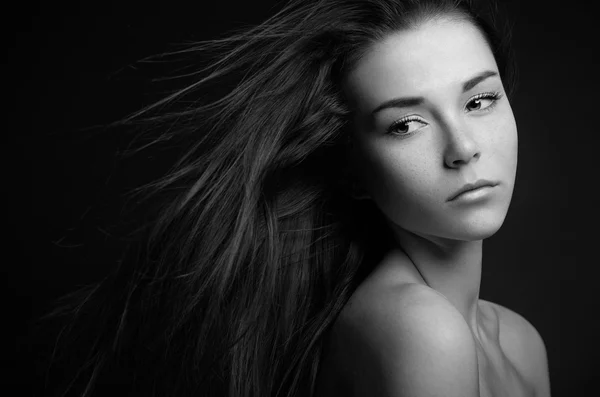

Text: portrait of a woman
xmin=19 ymin=0 xmax=599 ymax=396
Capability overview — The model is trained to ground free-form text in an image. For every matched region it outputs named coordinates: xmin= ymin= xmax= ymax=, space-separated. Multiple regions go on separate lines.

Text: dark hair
xmin=43 ymin=1 xmax=516 ymax=396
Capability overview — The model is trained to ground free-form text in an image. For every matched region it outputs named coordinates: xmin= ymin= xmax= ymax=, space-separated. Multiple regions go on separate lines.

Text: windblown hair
xmin=43 ymin=1 xmax=516 ymax=396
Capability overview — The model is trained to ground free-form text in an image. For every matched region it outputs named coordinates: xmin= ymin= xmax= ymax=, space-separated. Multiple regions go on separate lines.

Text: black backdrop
xmin=12 ymin=1 xmax=599 ymax=396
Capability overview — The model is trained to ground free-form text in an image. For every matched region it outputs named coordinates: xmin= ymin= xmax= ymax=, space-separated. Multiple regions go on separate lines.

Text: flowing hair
xmin=41 ymin=0 xmax=516 ymax=396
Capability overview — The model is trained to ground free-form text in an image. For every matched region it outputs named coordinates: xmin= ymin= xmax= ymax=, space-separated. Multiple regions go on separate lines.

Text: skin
xmin=316 ymin=17 xmax=550 ymax=397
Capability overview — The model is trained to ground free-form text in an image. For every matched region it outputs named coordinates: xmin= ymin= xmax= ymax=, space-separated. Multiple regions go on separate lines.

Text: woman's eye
xmin=466 ymin=93 xmax=500 ymax=112
xmin=388 ymin=118 xmax=427 ymax=136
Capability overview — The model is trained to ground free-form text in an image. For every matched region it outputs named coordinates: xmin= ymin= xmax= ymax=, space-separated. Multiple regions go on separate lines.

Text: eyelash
xmin=387 ymin=115 xmax=427 ymax=137
xmin=467 ymin=91 xmax=503 ymax=113
xmin=386 ymin=91 xmax=504 ymax=137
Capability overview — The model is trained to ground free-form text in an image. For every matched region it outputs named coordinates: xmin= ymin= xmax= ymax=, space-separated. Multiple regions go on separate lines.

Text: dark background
xmin=11 ymin=0 xmax=598 ymax=396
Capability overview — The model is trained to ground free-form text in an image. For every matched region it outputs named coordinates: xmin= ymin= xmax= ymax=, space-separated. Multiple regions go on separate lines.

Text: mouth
xmin=447 ymin=179 xmax=499 ymax=202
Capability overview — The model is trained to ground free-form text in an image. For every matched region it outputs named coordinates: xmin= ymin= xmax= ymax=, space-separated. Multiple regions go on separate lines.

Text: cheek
xmin=355 ymin=140 xmax=442 ymax=219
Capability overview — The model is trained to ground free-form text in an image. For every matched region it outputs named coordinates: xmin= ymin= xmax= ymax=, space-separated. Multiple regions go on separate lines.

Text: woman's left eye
xmin=466 ymin=92 xmax=501 ymax=112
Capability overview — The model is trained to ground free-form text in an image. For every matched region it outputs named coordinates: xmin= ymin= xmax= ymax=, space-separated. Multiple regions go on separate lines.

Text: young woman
xmin=45 ymin=0 xmax=550 ymax=396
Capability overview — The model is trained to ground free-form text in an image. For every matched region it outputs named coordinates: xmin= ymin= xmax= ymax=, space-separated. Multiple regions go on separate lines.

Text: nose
xmin=442 ymin=120 xmax=481 ymax=169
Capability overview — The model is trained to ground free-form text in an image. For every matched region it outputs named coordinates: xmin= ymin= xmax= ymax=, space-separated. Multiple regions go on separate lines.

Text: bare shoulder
xmin=481 ymin=300 xmax=551 ymax=397
xmin=326 ymin=283 xmax=480 ymax=397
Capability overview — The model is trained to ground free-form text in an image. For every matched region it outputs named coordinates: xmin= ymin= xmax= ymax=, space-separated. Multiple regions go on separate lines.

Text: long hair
xmin=42 ymin=1 xmax=517 ymax=396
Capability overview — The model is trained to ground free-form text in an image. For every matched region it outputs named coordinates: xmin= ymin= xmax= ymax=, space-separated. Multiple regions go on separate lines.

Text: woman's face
xmin=344 ymin=17 xmax=518 ymax=242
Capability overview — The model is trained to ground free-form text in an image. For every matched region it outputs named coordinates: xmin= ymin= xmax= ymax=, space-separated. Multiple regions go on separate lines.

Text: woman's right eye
xmin=387 ymin=116 xmax=427 ymax=137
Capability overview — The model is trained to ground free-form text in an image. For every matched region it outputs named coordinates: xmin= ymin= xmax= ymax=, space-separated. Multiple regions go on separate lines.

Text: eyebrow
xmin=370 ymin=70 xmax=499 ymax=115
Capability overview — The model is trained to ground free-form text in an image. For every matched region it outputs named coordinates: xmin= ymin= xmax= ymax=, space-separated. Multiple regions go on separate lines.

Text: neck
xmin=392 ymin=227 xmax=483 ymax=331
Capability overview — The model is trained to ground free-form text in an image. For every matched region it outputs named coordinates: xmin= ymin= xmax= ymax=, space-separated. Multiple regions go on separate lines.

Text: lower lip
xmin=449 ymin=185 xmax=496 ymax=203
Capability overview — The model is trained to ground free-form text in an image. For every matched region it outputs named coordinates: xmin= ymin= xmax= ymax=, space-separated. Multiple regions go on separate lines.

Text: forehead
xmin=344 ymin=18 xmax=498 ymax=110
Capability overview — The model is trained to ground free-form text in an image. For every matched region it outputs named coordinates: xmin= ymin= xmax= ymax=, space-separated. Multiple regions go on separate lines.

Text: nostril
xmin=445 ymin=149 xmax=480 ymax=168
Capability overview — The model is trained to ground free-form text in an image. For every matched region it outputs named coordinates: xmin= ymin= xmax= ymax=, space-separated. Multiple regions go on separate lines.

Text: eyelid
xmin=392 ymin=114 xmax=427 ymax=125
xmin=465 ymin=91 xmax=503 ymax=111
xmin=387 ymin=114 xmax=428 ymax=136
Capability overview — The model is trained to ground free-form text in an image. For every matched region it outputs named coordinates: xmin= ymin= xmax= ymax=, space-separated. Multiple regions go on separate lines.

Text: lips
xmin=447 ymin=179 xmax=499 ymax=201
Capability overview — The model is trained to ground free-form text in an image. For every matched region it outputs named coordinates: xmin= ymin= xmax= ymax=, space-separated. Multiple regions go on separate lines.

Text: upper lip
xmin=447 ymin=179 xmax=499 ymax=201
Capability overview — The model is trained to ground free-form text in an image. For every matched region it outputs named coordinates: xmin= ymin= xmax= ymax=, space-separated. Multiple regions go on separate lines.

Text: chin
xmin=450 ymin=226 xmax=501 ymax=242
xmin=386 ymin=198 xmax=513 ymax=243
xmin=442 ymin=212 xmax=508 ymax=241
xmin=389 ymin=212 xmax=508 ymax=244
